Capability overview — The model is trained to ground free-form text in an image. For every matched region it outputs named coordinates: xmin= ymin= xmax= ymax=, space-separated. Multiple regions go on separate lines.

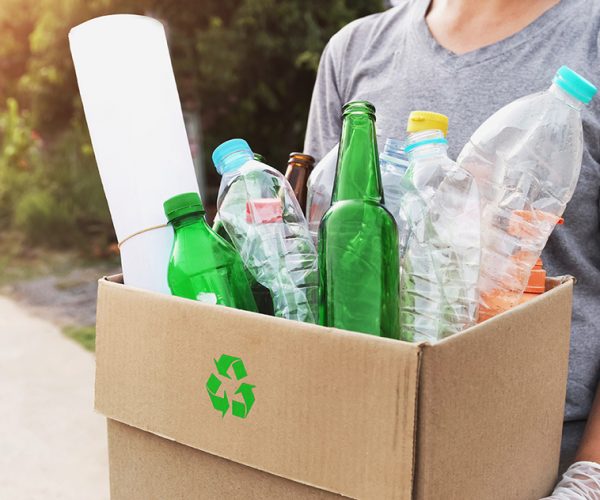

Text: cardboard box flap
xmin=415 ymin=279 xmax=573 ymax=500
xmin=96 ymin=279 xmax=421 ymax=500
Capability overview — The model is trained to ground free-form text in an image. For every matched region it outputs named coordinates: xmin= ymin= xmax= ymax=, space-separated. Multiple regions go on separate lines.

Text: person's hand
xmin=541 ymin=461 xmax=600 ymax=499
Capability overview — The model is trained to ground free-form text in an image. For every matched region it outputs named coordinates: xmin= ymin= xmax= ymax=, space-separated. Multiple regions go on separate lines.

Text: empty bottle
xmin=285 ymin=152 xmax=315 ymax=214
xmin=214 ymin=148 xmax=274 ymax=316
xmin=319 ymin=101 xmax=399 ymax=338
xmin=457 ymin=66 xmax=597 ymax=321
xmin=379 ymin=137 xmax=409 ymax=222
xmin=306 ymin=143 xmax=338 ymax=245
xmin=163 ymin=192 xmax=257 ymax=311
xmin=398 ymin=111 xmax=480 ymax=342
xmin=213 ymin=139 xmax=318 ymax=323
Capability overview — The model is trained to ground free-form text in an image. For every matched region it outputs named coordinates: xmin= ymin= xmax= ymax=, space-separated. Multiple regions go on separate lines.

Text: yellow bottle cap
xmin=407 ymin=111 xmax=449 ymax=137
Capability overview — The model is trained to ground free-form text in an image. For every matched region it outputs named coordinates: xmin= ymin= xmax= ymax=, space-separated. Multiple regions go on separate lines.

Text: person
xmin=305 ymin=0 xmax=600 ymax=494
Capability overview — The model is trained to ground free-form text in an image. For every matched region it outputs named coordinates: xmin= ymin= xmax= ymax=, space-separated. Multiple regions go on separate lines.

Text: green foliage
xmin=0 ymin=0 xmax=385 ymax=254
xmin=0 ymin=98 xmax=112 ymax=249
xmin=0 ymin=98 xmax=44 ymax=226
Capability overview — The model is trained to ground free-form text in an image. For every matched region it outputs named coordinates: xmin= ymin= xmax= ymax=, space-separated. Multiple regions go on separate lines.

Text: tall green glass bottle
xmin=318 ymin=101 xmax=399 ymax=338
xmin=164 ymin=192 xmax=257 ymax=312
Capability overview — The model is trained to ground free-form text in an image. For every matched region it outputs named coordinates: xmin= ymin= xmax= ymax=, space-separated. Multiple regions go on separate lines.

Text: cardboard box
xmin=95 ymin=276 xmax=573 ymax=499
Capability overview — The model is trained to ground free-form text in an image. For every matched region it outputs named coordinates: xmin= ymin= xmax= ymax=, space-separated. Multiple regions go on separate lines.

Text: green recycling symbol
xmin=205 ymin=354 xmax=255 ymax=419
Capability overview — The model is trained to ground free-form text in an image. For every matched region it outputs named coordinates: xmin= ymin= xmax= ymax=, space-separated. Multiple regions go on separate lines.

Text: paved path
xmin=0 ymin=296 xmax=109 ymax=500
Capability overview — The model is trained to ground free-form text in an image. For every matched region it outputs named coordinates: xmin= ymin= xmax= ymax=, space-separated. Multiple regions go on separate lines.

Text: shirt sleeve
xmin=304 ymin=40 xmax=345 ymax=163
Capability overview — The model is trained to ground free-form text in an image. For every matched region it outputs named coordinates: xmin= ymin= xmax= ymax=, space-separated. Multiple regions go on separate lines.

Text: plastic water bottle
xmin=306 ymin=144 xmax=338 ymax=245
xmin=213 ymin=139 xmax=319 ymax=323
xmin=163 ymin=192 xmax=257 ymax=311
xmin=398 ymin=112 xmax=481 ymax=342
xmin=457 ymin=66 xmax=597 ymax=321
xmin=379 ymin=138 xmax=409 ymax=222
xmin=319 ymin=101 xmax=399 ymax=338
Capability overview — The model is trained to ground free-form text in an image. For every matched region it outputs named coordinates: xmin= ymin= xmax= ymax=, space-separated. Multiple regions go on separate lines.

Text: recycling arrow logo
xmin=206 ymin=354 xmax=256 ymax=419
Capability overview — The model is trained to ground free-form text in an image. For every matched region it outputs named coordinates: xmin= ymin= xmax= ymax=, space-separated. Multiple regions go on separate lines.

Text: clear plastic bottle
xmin=379 ymin=137 xmax=409 ymax=222
xmin=457 ymin=66 xmax=597 ymax=321
xmin=212 ymin=139 xmax=319 ymax=323
xmin=306 ymin=144 xmax=338 ymax=245
xmin=398 ymin=112 xmax=481 ymax=342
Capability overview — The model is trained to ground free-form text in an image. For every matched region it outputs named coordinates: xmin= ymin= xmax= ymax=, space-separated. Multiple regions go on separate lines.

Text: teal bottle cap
xmin=553 ymin=66 xmax=597 ymax=104
xmin=212 ymin=138 xmax=253 ymax=175
xmin=164 ymin=192 xmax=204 ymax=222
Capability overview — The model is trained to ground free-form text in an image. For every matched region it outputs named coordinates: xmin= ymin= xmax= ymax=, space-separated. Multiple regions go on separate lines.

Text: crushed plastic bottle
xmin=398 ymin=112 xmax=481 ymax=342
xmin=379 ymin=137 xmax=409 ymax=222
xmin=213 ymin=139 xmax=319 ymax=323
xmin=457 ymin=66 xmax=597 ymax=321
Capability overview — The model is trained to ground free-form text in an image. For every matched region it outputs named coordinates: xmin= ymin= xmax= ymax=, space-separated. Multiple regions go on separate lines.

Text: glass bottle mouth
xmin=342 ymin=100 xmax=376 ymax=118
xmin=288 ymin=152 xmax=315 ymax=168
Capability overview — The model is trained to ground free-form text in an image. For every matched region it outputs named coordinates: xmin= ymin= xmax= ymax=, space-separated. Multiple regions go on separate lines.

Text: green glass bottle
xmin=164 ymin=192 xmax=257 ymax=312
xmin=318 ymin=101 xmax=400 ymax=338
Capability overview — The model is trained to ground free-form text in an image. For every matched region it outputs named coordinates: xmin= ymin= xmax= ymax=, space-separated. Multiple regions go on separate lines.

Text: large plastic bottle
xmin=213 ymin=139 xmax=319 ymax=323
xmin=379 ymin=137 xmax=409 ymax=222
xmin=319 ymin=101 xmax=399 ymax=338
xmin=398 ymin=112 xmax=481 ymax=342
xmin=457 ymin=66 xmax=597 ymax=321
xmin=163 ymin=192 xmax=257 ymax=311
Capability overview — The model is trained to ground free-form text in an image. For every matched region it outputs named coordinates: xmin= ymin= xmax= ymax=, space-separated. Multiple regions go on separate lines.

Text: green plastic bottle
xmin=318 ymin=101 xmax=400 ymax=338
xmin=164 ymin=192 xmax=257 ymax=312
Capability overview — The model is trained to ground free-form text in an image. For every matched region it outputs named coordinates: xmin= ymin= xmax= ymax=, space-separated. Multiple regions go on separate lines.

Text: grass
xmin=63 ymin=325 xmax=96 ymax=352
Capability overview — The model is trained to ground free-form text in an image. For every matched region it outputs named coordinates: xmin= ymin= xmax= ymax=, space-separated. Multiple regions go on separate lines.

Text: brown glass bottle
xmin=285 ymin=152 xmax=315 ymax=213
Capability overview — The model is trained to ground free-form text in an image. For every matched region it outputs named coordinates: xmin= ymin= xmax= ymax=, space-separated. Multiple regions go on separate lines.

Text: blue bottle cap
xmin=553 ymin=66 xmax=597 ymax=105
xmin=212 ymin=138 xmax=253 ymax=175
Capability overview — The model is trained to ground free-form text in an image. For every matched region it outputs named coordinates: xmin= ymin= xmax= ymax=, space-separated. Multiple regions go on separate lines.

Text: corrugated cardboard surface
xmin=108 ymin=419 xmax=343 ymax=499
xmin=415 ymin=280 xmax=573 ymax=500
xmin=96 ymin=279 xmax=421 ymax=500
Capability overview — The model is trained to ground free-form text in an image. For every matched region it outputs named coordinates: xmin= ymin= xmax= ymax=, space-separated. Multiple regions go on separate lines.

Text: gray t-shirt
xmin=305 ymin=0 xmax=600 ymax=465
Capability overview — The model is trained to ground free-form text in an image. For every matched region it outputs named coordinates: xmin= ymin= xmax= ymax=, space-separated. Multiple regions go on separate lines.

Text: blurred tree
xmin=0 ymin=0 xmax=384 ymax=251
xmin=191 ymin=0 xmax=385 ymax=181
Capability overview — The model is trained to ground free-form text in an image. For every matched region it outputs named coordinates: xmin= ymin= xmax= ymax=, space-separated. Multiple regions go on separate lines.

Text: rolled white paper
xmin=69 ymin=14 xmax=199 ymax=294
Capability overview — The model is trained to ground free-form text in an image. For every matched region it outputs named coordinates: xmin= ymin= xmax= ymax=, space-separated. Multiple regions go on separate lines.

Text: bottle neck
xmin=171 ymin=212 xmax=207 ymax=231
xmin=405 ymin=130 xmax=449 ymax=161
xmin=217 ymin=150 xmax=254 ymax=175
xmin=288 ymin=159 xmax=313 ymax=171
xmin=548 ymin=83 xmax=584 ymax=111
xmin=382 ymin=138 xmax=406 ymax=158
xmin=332 ymin=111 xmax=382 ymax=203
xmin=288 ymin=154 xmax=315 ymax=170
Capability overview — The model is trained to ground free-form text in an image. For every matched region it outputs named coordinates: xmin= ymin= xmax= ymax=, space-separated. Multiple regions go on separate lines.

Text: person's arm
xmin=576 ymin=381 xmax=600 ymax=463
xmin=543 ymin=387 xmax=600 ymax=499
xmin=304 ymin=39 xmax=345 ymax=163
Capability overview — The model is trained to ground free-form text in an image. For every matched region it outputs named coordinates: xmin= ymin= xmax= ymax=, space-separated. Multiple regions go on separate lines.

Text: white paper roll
xmin=69 ymin=15 xmax=199 ymax=294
